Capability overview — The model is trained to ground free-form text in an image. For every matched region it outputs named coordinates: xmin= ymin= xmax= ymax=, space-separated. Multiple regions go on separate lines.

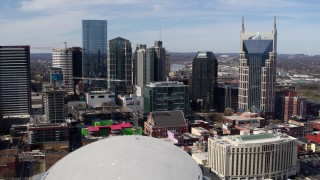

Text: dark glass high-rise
xmin=82 ymin=20 xmax=108 ymax=89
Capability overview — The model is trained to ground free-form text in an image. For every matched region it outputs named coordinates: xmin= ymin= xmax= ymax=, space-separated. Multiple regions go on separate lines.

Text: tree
xmin=224 ymin=108 xmax=234 ymax=116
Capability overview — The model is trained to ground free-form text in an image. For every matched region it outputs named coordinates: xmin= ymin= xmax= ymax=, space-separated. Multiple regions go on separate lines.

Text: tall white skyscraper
xmin=52 ymin=48 xmax=74 ymax=94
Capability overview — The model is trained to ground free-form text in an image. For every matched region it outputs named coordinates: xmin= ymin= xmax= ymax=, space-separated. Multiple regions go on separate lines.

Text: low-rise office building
xmin=208 ymin=132 xmax=298 ymax=180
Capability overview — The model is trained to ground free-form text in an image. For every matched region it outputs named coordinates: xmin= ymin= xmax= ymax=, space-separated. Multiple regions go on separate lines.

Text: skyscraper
xmin=238 ymin=17 xmax=277 ymax=118
xmin=153 ymin=41 xmax=170 ymax=81
xmin=71 ymin=47 xmax=83 ymax=93
xmin=52 ymin=47 xmax=82 ymax=95
xmin=52 ymin=48 xmax=73 ymax=94
xmin=42 ymin=68 xmax=65 ymax=123
xmin=0 ymin=46 xmax=31 ymax=131
xmin=82 ymin=20 xmax=108 ymax=87
xmin=135 ymin=44 xmax=154 ymax=96
xmin=191 ymin=51 xmax=218 ymax=111
xmin=134 ymin=41 xmax=170 ymax=96
xmin=107 ymin=37 xmax=132 ymax=94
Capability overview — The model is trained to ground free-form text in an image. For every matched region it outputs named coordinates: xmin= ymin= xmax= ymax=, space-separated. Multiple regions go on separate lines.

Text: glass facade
xmin=82 ymin=20 xmax=107 ymax=87
xmin=143 ymin=82 xmax=189 ymax=115
xmin=243 ymin=40 xmax=273 ymax=109
xmin=107 ymin=37 xmax=132 ymax=94
xmin=191 ymin=51 xmax=218 ymax=111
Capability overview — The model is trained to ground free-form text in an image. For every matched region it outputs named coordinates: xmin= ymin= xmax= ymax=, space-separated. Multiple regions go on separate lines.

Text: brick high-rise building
xmin=284 ymin=96 xmax=307 ymax=122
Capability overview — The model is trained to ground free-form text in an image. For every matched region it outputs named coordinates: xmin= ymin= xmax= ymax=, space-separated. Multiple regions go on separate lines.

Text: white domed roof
xmin=42 ymin=135 xmax=203 ymax=180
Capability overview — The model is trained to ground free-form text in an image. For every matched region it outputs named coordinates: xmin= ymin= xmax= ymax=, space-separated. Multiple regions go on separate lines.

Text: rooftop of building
xmin=192 ymin=152 xmax=208 ymax=161
xmin=146 ymin=81 xmax=187 ymax=87
xmin=194 ymin=51 xmax=216 ymax=60
xmin=26 ymin=123 xmax=68 ymax=130
xmin=308 ymin=131 xmax=320 ymax=135
xmin=183 ymin=133 xmax=200 ymax=139
xmin=150 ymin=110 xmax=187 ymax=128
xmin=210 ymin=132 xmax=296 ymax=146
xmin=2 ymin=114 xmax=30 ymax=119
xmin=192 ymin=127 xmax=209 ymax=133
xmin=224 ymin=112 xmax=264 ymax=121
xmin=41 ymin=135 xmax=203 ymax=180
xmin=86 ymin=90 xmax=114 ymax=95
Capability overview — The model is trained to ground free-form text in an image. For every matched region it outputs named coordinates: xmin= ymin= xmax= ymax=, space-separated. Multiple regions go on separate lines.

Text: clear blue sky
xmin=0 ymin=0 xmax=319 ymax=55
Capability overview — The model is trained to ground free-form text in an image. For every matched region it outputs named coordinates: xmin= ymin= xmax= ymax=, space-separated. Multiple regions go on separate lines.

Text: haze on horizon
xmin=0 ymin=0 xmax=319 ymax=55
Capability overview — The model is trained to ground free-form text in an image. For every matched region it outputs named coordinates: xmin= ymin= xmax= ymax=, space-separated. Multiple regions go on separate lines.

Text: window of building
xmin=98 ymin=95 xmax=105 ymax=98
xmin=91 ymin=96 xmax=94 ymax=98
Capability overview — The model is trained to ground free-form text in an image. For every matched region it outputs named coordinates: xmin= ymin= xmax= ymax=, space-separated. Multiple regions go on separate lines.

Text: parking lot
xmin=299 ymin=154 xmax=320 ymax=179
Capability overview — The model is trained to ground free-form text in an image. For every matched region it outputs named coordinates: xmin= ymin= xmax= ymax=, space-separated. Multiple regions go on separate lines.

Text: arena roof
xmin=41 ymin=135 xmax=203 ymax=180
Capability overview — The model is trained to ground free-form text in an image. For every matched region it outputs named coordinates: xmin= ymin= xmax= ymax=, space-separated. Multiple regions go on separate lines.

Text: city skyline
xmin=1 ymin=0 xmax=320 ymax=55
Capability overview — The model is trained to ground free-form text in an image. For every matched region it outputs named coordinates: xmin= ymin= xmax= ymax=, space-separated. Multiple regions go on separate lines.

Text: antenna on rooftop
xmin=242 ymin=17 xmax=245 ymax=32
xmin=273 ymin=16 xmax=277 ymax=31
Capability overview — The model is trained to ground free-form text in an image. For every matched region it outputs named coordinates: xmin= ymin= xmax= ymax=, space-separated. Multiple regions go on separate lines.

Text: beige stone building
xmin=208 ymin=132 xmax=298 ymax=180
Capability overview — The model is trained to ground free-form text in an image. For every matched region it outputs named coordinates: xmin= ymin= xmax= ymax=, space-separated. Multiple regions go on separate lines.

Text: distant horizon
xmin=30 ymin=52 xmax=319 ymax=56
xmin=1 ymin=1 xmax=320 ymax=55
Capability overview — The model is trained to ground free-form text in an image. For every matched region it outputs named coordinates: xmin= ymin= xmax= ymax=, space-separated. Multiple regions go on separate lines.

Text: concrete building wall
xmin=85 ymin=91 xmax=115 ymax=108
xmin=208 ymin=133 xmax=298 ymax=180
xmin=52 ymin=49 xmax=74 ymax=94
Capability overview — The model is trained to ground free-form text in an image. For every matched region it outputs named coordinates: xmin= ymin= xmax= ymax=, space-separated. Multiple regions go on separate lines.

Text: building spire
xmin=242 ymin=17 xmax=245 ymax=32
xmin=274 ymin=16 xmax=277 ymax=31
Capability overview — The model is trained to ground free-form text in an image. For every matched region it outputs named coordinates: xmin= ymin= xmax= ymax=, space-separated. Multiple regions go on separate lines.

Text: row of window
xmin=90 ymin=95 xmax=115 ymax=99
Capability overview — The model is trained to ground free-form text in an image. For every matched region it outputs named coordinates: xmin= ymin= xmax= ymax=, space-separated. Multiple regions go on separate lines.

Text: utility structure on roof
xmin=238 ymin=17 xmax=277 ymax=119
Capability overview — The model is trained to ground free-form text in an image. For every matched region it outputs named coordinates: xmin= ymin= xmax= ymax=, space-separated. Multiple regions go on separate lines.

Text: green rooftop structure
xmin=121 ymin=128 xmax=134 ymax=135
xmin=101 ymin=119 xmax=113 ymax=126
xmin=81 ymin=128 xmax=88 ymax=136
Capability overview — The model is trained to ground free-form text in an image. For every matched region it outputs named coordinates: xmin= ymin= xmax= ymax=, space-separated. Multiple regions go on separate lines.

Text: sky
xmin=0 ymin=0 xmax=319 ymax=55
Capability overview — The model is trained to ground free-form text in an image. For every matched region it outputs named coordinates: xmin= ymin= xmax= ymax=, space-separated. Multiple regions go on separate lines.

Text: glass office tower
xmin=82 ymin=20 xmax=108 ymax=88
xmin=191 ymin=51 xmax=218 ymax=111
xmin=143 ymin=81 xmax=189 ymax=115
xmin=238 ymin=17 xmax=277 ymax=118
xmin=107 ymin=37 xmax=132 ymax=94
